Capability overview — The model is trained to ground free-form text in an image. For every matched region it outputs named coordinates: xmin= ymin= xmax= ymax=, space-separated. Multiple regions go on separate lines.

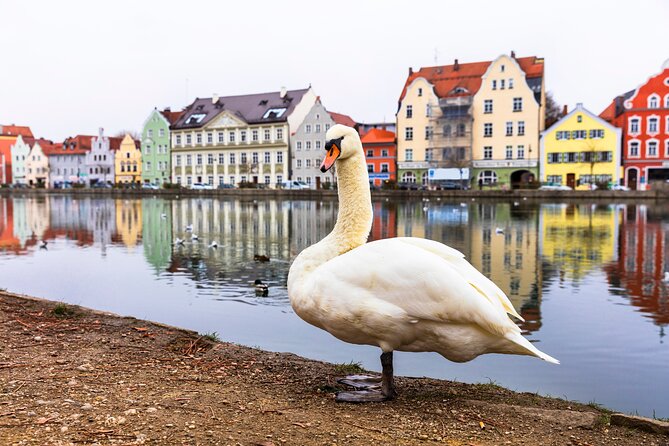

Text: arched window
xmin=648 ymin=94 xmax=659 ymax=109
xmin=401 ymin=171 xmax=416 ymax=183
xmin=664 ymin=94 xmax=669 ymax=108
xmin=478 ymin=170 xmax=498 ymax=185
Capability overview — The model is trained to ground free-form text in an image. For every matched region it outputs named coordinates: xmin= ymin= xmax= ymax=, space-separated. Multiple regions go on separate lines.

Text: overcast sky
xmin=1 ymin=0 xmax=668 ymax=141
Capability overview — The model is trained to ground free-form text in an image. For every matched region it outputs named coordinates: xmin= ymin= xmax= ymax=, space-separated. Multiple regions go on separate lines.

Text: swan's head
xmin=320 ymin=124 xmax=361 ymax=172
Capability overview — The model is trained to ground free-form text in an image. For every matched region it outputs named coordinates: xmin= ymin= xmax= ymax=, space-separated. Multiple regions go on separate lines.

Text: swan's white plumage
xmin=288 ymin=124 xmax=558 ymax=368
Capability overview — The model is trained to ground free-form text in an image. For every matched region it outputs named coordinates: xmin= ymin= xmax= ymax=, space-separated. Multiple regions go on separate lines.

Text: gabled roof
xmin=109 ymin=136 xmax=123 ymax=151
xmin=599 ymin=89 xmax=635 ymax=122
xmin=172 ymin=88 xmax=311 ymax=130
xmin=159 ymin=109 xmax=183 ymax=125
xmin=40 ymin=140 xmax=64 ymax=156
xmin=398 ymin=55 xmax=544 ymax=102
xmin=361 ymin=128 xmax=395 ymax=144
xmin=328 ymin=111 xmax=356 ymax=128
xmin=0 ymin=125 xmax=33 ymax=138
xmin=543 ymin=103 xmax=621 ymax=137
xmin=62 ymin=135 xmax=94 ymax=153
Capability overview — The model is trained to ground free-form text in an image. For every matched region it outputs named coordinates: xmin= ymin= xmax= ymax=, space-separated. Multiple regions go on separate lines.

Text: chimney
xmin=99 ymin=127 xmax=104 ymax=137
xmin=562 ymin=105 xmax=568 ymax=116
xmin=409 ymin=67 xmax=413 ymax=76
xmin=511 ymin=50 xmax=516 ymax=58
xmin=212 ymin=93 xmax=219 ymax=104
xmin=454 ymin=59 xmax=459 ymax=71
xmin=280 ymin=86 xmax=287 ymax=98
xmin=163 ymin=107 xmax=171 ymax=113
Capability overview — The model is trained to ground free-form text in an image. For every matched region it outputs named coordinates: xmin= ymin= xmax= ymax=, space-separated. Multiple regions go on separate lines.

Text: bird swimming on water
xmin=254 ymin=279 xmax=269 ymax=296
xmin=38 ymin=240 xmax=48 ymax=249
xmin=287 ymin=124 xmax=558 ymax=403
xmin=254 ymin=254 xmax=270 ymax=262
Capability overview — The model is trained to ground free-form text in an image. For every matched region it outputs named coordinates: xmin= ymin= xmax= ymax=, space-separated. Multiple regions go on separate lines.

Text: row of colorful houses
xmin=2 ymin=56 xmax=668 ymax=190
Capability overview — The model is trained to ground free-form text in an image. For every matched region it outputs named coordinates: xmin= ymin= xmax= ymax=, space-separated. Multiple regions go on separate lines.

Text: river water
xmin=0 ymin=194 xmax=667 ymax=417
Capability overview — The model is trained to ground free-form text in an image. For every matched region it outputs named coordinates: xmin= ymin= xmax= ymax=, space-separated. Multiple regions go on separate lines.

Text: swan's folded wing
xmin=391 ymin=237 xmax=524 ymax=321
xmin=316 ymin=239 xmax=521 ymax=337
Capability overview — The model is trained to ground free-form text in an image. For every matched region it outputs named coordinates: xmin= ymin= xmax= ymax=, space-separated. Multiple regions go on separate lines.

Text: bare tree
xmin=115 ymin=130 xmax=141 ymax=140
xmin=545 ymin=91 xmax=563 ymax=128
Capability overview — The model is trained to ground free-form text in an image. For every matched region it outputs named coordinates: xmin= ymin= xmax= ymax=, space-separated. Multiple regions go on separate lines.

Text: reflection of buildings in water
xmin=605 ymin=205 xmax=669 ymax=328
xmin=396 ymin=201 xmax=426 ymax=239
xmin=168 ymin=198 xmax=291 ymax=294
xmin=470 ymin=203 xmax=542 ymax=333
xmin=26 ymin=196 xmax=50 ymax=242
xmin=369 ymin=201 xmax=397 ymax=241
xmin=43 ymin=196 xmax=93 ymax=247
xmin=115 ymin=199 xmax=142 ymax=249
xmin=540 ymin=203 xmax=619 ymax=282
xmin=289 ymin=200 xmax=337 ymax=256
xmin=88 ymin=199 xmax=116 ymax=250
xmin=0 ymin=198 xmax=22 ymax=252
xmin=142 ymin=198 xmax=173 ymax=273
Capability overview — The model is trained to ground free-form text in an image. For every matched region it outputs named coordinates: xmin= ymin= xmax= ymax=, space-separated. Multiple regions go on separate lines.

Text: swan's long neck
xmin=288 ymin=150 xmax=372 ymax=285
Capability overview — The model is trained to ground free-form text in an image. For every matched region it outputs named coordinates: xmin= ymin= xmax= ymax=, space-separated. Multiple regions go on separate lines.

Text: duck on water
xmin=287 ymin=124 xmax=558 ymax=403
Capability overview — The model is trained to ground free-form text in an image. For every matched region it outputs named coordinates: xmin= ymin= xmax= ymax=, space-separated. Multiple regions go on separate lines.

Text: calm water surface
xmin=1 ymin=194 xmax=668 ymax=417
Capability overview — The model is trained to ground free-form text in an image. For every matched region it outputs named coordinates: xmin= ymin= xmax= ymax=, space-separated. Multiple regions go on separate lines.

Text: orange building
xmin=361 ymin=128 xmax=397 ymax=187
xmin=0 ymin=125 xmax=33 ymax=184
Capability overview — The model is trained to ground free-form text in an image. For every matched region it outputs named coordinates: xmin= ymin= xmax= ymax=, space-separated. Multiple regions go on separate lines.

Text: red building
xmin=360 ymin=128 xmax=397 ymax=187
xmin=0 ymin=125 xmax=33 ymax=184
xmin=600 ymin=61 xmax=669 ymax=190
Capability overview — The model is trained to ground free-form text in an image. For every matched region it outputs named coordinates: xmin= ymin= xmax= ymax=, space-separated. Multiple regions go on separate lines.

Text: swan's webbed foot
xmin=335 ymin=352 xmax=397 ymax=403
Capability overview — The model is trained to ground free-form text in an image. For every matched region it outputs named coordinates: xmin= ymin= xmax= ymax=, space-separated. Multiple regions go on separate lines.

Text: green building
xmin=141 ymin=108 xmax=182 ymax=185
xmin=141 ymin=197 xmax=173 ymax=274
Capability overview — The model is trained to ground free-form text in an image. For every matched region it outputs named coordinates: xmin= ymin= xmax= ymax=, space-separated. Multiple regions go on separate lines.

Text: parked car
xmin=538 ymin=182 xmax=572 ymax=191
xmin=190 ymin=183 xmax=213 ymax=190
xmin=397 ymin=181 xmax=420 ymax=191
xmin=281 ymin=180 xmax=310 ymax=190
xmin=217 ymin=183 xmax=237 ymax=189
xmin=141 ymin=183 xmax=160 ymax=190
xmin=432 ymin=180 xmax=463 ymax=190
xmin=91 ymin=182 xmax=112 ymax=189
xmin=610 ymin=183 xmax=630 ymax=191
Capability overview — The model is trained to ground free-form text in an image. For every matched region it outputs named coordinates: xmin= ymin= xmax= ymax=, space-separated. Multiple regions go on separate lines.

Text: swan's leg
xmin=335 ymin=352 xmax=396 ymax=403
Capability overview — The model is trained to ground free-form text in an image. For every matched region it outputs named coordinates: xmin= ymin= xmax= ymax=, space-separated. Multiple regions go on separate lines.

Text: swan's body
xmin=664 ymin=272 xmax=669 ymax=282
xmin=209 ymin=241 xmax=218 ymax=249
xmin=185 ymin=224 xmax=193 ymax=232
xmin=191 ymin=234 xmax=199 ymax=241
xmin=495 ymin=227 xmax=504 ymax=234
xmin=288 ymin=125 xmax=557 ymax=401
xmin=174 ymin=238 xmax=184 ymax=246
xmin=38 ymin=240 xmax=48 ymax=249
xmin=254 ymin=279 xmax=269 ymax=296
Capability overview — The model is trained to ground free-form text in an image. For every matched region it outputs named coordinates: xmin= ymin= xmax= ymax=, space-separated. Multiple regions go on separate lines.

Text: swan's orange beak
xmin=320 ymin=141 xmax=341 ymax=173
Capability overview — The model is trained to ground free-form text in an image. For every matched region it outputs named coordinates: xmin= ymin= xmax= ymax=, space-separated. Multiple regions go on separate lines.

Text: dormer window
xmin=263 ymin=108 xmax=287 ymax=119
xmin=185 ymin=113 xmax=206 ymax=125
xmin=648 ymin=95 xmax=659 ymax=109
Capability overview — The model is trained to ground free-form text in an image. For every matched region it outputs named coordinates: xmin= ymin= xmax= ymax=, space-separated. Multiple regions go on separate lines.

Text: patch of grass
xmin=596 ymin=413 xmax=611 ymax=427
xmin=52 ymin=303 xmax=77 ymax=318
xmin=653 ymin=410 xmax=669 ymax=422
xmin=334 ymin=361 xmax=365 ymax=375
xmin=202 ymin=331 xmax=220 ymax=342
xmin=317 ymin=384 xmax=339 ymax=393
xmin=587 ymin=400 xmax=607 ymax=411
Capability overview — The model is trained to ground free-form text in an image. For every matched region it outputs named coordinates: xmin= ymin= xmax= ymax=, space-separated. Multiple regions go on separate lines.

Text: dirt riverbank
xmin=1 ymin=291 xmax=667 ymax=445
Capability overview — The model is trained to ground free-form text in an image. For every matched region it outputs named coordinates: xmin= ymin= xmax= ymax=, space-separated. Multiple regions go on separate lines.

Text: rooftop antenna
xmin=185 ymin=77 xmax=189 ymax=103
xmin=434 ymin=48 xmax=439 ymax=65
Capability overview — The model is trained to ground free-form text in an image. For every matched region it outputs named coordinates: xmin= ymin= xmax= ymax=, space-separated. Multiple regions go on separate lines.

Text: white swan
xmin=287 ymin=124 xmax=558 ymax=403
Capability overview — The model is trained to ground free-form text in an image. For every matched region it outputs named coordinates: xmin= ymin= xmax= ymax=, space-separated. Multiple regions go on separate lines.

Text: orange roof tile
xmin=0 ymin=125 xmax=33 ymax=138
xmin=361 ymin=128 xmax=395 ymax=144
xmin=62 ymin=135 xmax=94 ymax=153
xmin=160 ymin=109 xmax=184 ymax=125
xmin=328 ymin=111 xmax=356 ymax=128
xmin=398 ymin=56 xmax=544 ymax=102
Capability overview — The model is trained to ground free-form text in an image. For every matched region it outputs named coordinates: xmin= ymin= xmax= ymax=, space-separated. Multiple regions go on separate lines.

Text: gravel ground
xmin=1 ymin=291 xmax=667 ymax=446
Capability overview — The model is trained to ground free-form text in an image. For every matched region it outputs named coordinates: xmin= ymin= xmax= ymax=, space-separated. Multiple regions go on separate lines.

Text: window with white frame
xmin=513 ymin=97 xmax=523 ymax=112
xmin=276 ymin=174 xmax=283 ymax=184
xmin=305 ymin=177 xmax=312 ymax=185
xmin=207 ymin=176 xmax=213 ymax=185
xmin=240 ymin=152 xmax=247 ymax=164
xmin=196 ymin=154 xmax=203 ymax=165
xmin=276 ymin=128 xmax=283 ymax=140
xmin=207 ymin=154 xmax=214 ymax=165
xmin=186 ymin=154 xmax=192 ymax=166
xmin=218 ymin=153 xmax=225 ymax=164
xmin=648 ymin=95 xmax=659 ymax=108
xmin=264 ymin=129 xmax=271 ymax=140
xmin=500 ymin=79 xmax=505 ymax=90
xmin=401 ymin=171 xmax=416 ymax=182
xmin=492 ymin=80 xmax=497 ymax=90
xmin=296 ymin=159 xmax=302 ymax=168
xmin=218 ymin=175 xmax=224 ymax=185
xmin=187 ymin=176 xmax=192 ymax=185
xmin=572 ymin=130 xmax=587 ymax=139
xmin=518 ymin=121 xmax=525 ymax=136
xmin=366 ymin=149 xmax=373 ymax=158
xmin=306 ymin=159 xmax=312 ymax=168
xmin=505 ymin=146 xmax=513 ymax=159
xmin=484 ymin=100 xmax=493 ymax=114
xmin=666 ymin=139 xmax=669 ymax=156
xmin=405 ymin=148 xmax=413 ymax=161
xmin=229 ymin=176 xmax=235 ymax=185
xmin=665 ymin=95 xmax=669 ymax=108
xmin=648 ymin=117 xmax=659 ymax=134
xmin=196 ymin=133 xmax=202 ymax=144
xmin=484 ymin=146 xmax=492 ymax=159
xmin=505 ymin=121 xmax=513 ymax=136
xmin=325 ymin=124 xmax=331 ymax=131
xmin=252 ymin=152 xmax=258 ymax=164
xmin=186 ymin=134 xmax=192 ymax=145
xmin=229 ymin=153 xmax=236 ymax=164
xmin=159 ymin=128 xmax=165 ymax=137
xmin=426 ymin=104 xmax=432 ymax=117
xmin=207 ymin=132 xmax=213 ymax=144
xmin=148 ymin=129 xmax=153 ymax=138
xmin=508 ymin=78 xmax=514 ymax=89
xmin=264 ymin=152 xmax=271 ymax=163
xmin=305 ymin=124 xmax=312 ymax=133
xmin=629 ymin=118 xmax=640 ymax=134
xmin=405 ymin=127 xmax=413 ymax=140
xmin=277 ymin=151 xmax=283 ymax=163
xmin=425 ymin=126 xmax=432 ymax=140
xmin=264 ymin=175 xmax=271 ymax=184
xmin=406 ymin=105 xmax=413 ymax=118
xmin=296 ymin=141 xmax=302 ymax=151
xmin=366 ymin=164 xmax=373 ymax=173
xmin=381 ymin=149 xmax=388 ymax=157
xmin=314 ymin=124 xmax=321 ymax=133
xmin=547 ymin=175 xmax=562 ymax=184
xmin=629 ymin=141 xmax=640 ymax=157
xmin=517 ymin=145 xmax=525 ymax=159
xmin=305 ymin=141 xmax=312 ymax=150
xmin=240 ymin=130 xmax=247 ymax=142
xmin=484 ymin=123 xmax=493 ymax=137
xmin=218 ymin=132 xmax=225 ymax=143
xmin=175 ymin=155 xmax=182 ymax=166
xmin=227 ymin=131 xmax=235 ymax=143
xmin=381 ymin=163 xmax=389 ymax=173
xmin=647 ymin=140 xmax=658 ymax=157
xmin=176 ymin=176 xmax=181 ymax=184
xmin=478 ymin=170 xmax=497 ymax=184
xmin=252 ymin=129 xmax=259 ymax=141
xmin=547 ymin=153 xmax=560 ymax=163
xmin=589 ymin=129 xmax=605 ymax=139
xmin=315 ymin=140 xmax=321 ymax=150
xmin=556 ymin=130 xmax=570 ymax=140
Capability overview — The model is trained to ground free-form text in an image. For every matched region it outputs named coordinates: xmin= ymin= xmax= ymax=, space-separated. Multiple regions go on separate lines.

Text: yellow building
xmin=471 ymin=54 xmax=545 ymax=187
xmin=115 ymin=134 xmax=142 ymax=184
xmin=540 ymin=103 xmax=621 ymax=189
xmin=115 ymin=199 xmax=142 ymax=249
xmin=539 ymin=203 xmax=619 ymax=281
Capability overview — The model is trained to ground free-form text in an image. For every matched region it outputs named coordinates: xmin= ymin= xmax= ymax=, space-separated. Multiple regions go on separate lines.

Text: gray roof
xmin=172 ymin=88 xmax=310 ymax=130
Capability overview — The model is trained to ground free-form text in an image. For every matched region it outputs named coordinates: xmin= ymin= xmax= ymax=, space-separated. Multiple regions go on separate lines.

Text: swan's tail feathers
xmin=506 ymin=332 xmax=560 ymax=365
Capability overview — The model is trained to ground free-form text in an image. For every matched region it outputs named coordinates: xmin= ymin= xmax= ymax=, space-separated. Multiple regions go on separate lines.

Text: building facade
xmin=471 ymin=54 xmax=545 ymax=188
xmin=600 ymin=60 xmax=669 ymax=190
xmin=0 ymin=125 xmax=33 ymax=184
xmin=171 ymin=87 xmax=316 ymax=188
xmin=25 ymin=139 xmax=52 ymax=187
xmin=115 ymin=134 xmax=142 ymax=184
xmin=361 ymin=128 xmax=397 ymax=187
xmin=85 ymin=129 xmax=117 ymax=186
xmin=540 ymin=103 xmax=621 ymax=189
xmin=290 ymin=99 xmax=336 ymax=188
xmin=141 ymin=108 xmax=182 ymax=185
xmin=48 ymin=142 xmax=87 ymax=187
xmin=9 ymin=135 xmax=34 ymax=185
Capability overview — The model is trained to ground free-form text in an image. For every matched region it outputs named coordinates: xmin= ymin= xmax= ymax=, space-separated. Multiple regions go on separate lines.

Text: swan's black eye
xmin=324 ymin=137 xmax=343 ymax=151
